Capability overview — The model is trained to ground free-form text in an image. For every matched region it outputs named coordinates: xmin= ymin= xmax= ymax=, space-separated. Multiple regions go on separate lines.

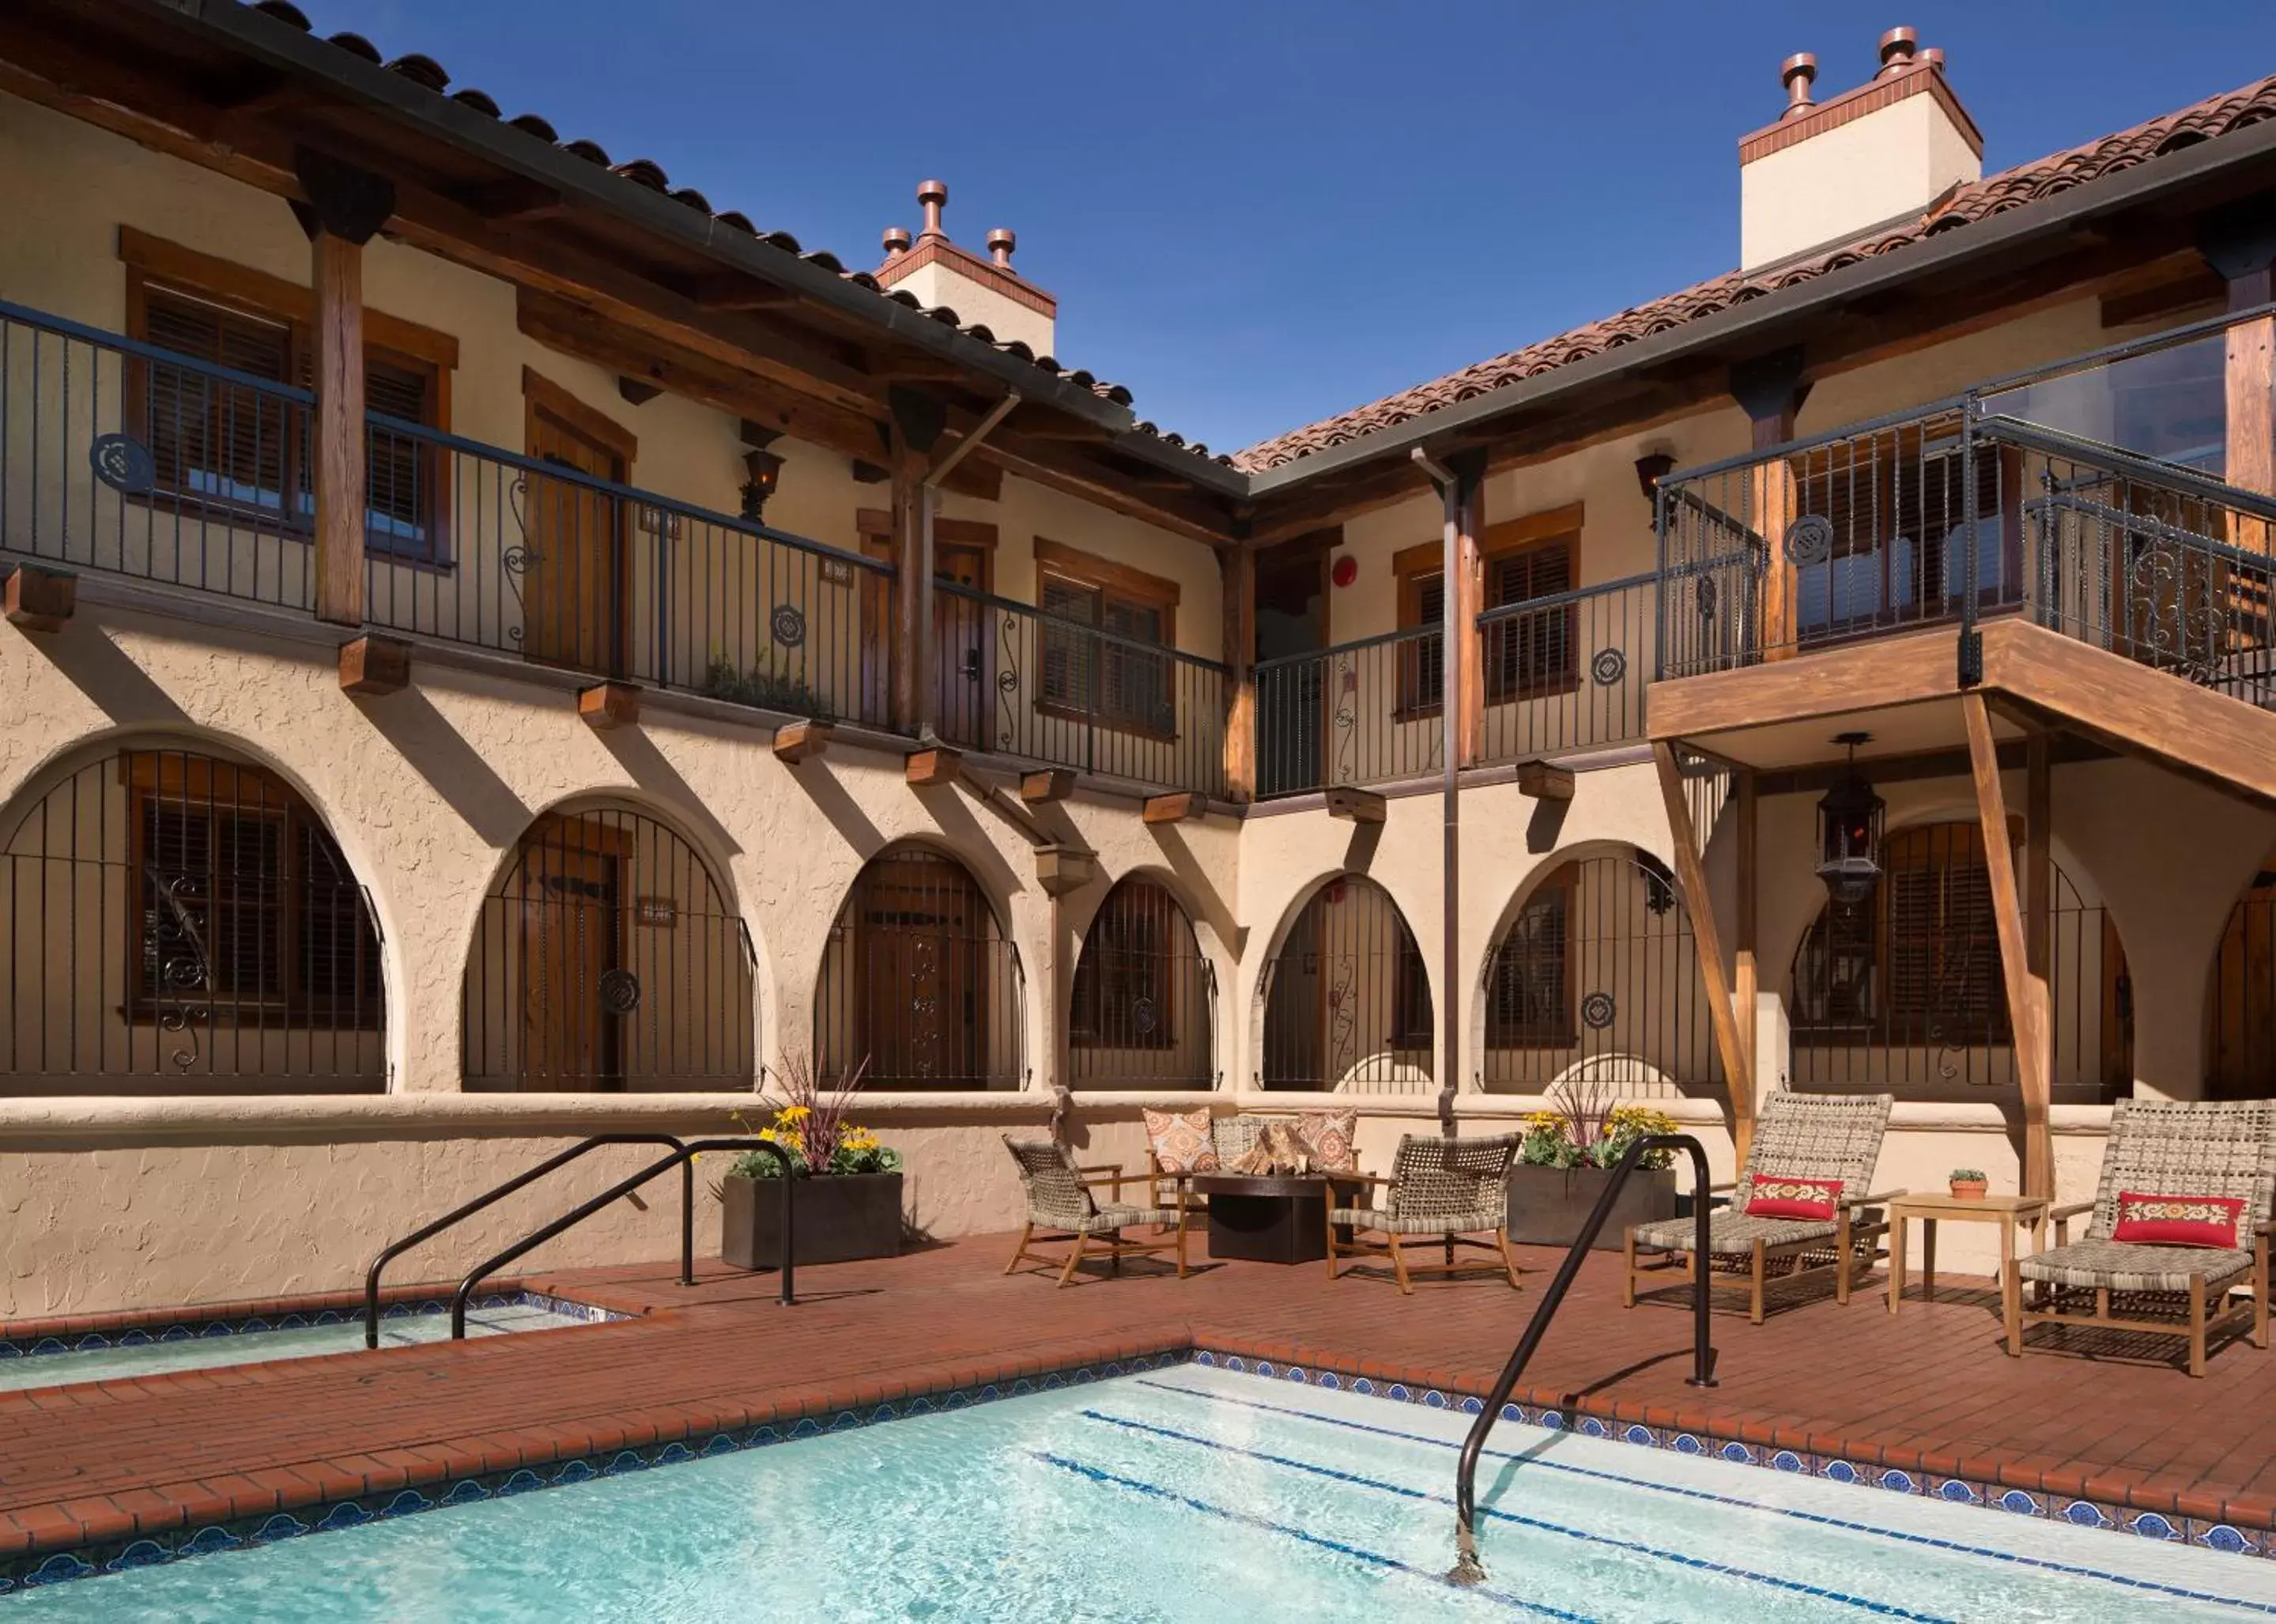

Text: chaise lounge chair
xmin=1326 ymin=1132 xmax=1523 ymax=1294
xmin=2005 ymin=1097 xmax=2276 ymax=1377
xmin=1625 ymin=1091 xmax=1897 ymax=1324
xmin=1002 ymin=1136 xmax=1190 ymax=1288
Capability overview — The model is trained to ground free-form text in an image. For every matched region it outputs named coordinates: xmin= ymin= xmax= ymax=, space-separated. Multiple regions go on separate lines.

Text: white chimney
xmin=1738 ymin=28 xmax=1982 ymax=272
xmin=874 ymin=179 xmax=1057 ymax=358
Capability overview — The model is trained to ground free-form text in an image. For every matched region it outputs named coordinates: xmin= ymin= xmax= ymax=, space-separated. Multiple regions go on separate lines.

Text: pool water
xmin=11 ymin=1362 xmax=2272 ymax=1622
xmin=0 ymin=1300 xmax=602 ymax=1392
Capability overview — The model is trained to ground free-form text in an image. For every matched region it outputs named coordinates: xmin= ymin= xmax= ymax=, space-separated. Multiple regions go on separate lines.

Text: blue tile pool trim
xmin=0 ymin=1291 xmax=627 ymax=1363
xmin=2 ymin=1338 xmax=2264 ymax=1596
xmin=0 ymin=1346 xmax=1197 ymax=1594
xmin=1183 ymin=1350 xmax=2270 ymax=1562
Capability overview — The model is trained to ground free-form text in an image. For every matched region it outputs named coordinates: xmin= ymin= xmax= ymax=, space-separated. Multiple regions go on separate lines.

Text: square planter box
xmin=1506 ymin=1164 xmax=1677 ymax=1251
xmin=721 ymin=1171 xmax=904 ymax=1269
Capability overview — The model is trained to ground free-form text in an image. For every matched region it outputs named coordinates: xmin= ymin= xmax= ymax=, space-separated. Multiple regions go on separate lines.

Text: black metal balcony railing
xmin=1655 ymin=305 xmax=2276 ymax=701
xmin=1477 ymin=572 xmax=1653 ymax=764
xmin=933 ymin=581 xmax=1229 ymax=797
xmin=1255 ymin=625 xmax=1444 ymax=799
xmin=0 ymin=299 xmax=320 ymax=613
xmin=362 ymin=417 xmax=896 ymax=727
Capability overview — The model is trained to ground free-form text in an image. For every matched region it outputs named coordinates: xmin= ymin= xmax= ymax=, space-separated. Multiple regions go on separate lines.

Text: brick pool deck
xmin=7 ymin=1233 xmax=2276 ymax=1573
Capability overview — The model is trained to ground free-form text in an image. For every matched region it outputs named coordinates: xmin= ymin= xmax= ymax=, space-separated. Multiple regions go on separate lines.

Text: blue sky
xmin=325 ymin=2 xmax=2267 ymax=453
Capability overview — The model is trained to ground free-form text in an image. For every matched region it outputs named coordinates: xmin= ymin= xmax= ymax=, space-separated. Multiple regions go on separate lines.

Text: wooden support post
xmin=1735 ymin=769 xmax=1759 ymax=1104
xmin=2225 ymin=275 xmax=2274 ymax=552
xmin=1455 ymin=462 xmax=1487 ymax=768
xmin=1221 ymin=545 xmax=1257 ymax=801
xmin=4 ymin=567 xmax=74 ymax=633
xmin=309 ymin=228 xmax=366 ymax=627
xmin=1653 ymin=742 xmax=1754 ymax=1165
xmin=1965 ymin=693 xmax=2054 ymax=1197
xmin=1142 ymin=791 xmax=1207 ymax=825
xmin=1731 ymin=349 xmax=1808 ymax=663
xmin=886 ymin=387 xmax=946 ymax=736
xmin=772 ymin=719 xmax=832 ymax=764
xmin=1323 ymin=786 xmax=1386 ymax=824
xmin=578 ymin=682 xmax=640 ymax=731
xmin=905 ymin=746 xmax=961 ymax=787
xmin=1020 ymin=769 xmax=1075 ymax=803
xmin=338 ymin=634 xmax=410 ymax=696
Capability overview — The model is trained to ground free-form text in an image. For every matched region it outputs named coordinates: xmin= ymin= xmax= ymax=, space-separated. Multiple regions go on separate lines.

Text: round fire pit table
xmin=1188 ymin=1173 xmax=1368 ymax=1265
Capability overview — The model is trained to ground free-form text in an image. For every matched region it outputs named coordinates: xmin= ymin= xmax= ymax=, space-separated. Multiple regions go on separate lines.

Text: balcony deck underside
xmin=1649 ymin=618 xmax=2276 ymax=806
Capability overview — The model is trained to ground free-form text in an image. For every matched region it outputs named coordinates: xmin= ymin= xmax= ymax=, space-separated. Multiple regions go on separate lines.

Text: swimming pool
xmin=0 ymin=1295 xmax=616 ymax=1392
xmin=9 ymin=1360 xmax=2270 ymax=1620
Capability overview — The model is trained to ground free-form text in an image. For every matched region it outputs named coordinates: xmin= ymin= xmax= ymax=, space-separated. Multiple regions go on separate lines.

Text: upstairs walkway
xmin=5 ymin=1233 xmax=2276 ymax=1580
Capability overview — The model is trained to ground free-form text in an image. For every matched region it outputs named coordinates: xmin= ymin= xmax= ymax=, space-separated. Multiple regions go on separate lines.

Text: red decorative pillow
xmin=2112 ymin=1192 xmax=2244 ymax=1249
xmin=1744 ymin=1174 xmax=1843 ymax=1221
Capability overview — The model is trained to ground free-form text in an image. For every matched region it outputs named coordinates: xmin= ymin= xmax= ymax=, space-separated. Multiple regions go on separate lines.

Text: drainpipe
xmin=1412 ymin=447 xmax=1464 ymax=1139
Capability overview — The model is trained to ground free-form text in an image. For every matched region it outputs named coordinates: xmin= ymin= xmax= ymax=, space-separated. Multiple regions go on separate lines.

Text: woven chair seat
xmin=1631 ymin=1209 xmax=1881 ymax=1255
xmin=1334 ymin=1206 xmax=1503 ymax=1236
xmin=2018 ymin=1239 xmax=2254 ymax=1295
xmin=1070 ymin=1204 xmax=1180 ymax=1235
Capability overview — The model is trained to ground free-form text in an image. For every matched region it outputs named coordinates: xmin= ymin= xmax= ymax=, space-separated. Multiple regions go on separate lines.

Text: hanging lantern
xmin=1816 ymin=732 xmax=1884 ymax=909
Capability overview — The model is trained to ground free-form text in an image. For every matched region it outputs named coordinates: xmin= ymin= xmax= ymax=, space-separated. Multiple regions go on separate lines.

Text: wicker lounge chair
xmin=2005 ymin=1097 xmax=2276 ymax=1377
xmin=1625 ymin=1092 xmax=1897 ymax=1324
xmin=1326 ymin=1133 xmax=1522 ymax=1294
xmin=1002 ymin=1137 xmax=1190 ymax=1288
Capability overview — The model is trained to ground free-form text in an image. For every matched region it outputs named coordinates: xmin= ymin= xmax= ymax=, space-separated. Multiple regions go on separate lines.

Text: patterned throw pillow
xmin=1144 ymin=1108 xmax=1217 ymax=1174
xmin=2112 ymin=1192 xmax=2244 ymax=1249
xmin=1297 ymin=1108 xmax=1359 ymax=1174
xmin=1743 ymin=1173 xmax=1842 ymax=1221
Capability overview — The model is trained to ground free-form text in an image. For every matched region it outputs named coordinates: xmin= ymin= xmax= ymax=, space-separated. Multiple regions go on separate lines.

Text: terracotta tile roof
xmin=244 ymin=2 xmax=1241 ymax=467
xmin=1232 ymin=71 xmax=2276 ymax=475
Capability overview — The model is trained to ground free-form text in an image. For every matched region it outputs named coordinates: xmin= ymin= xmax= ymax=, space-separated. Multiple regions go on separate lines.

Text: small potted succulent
xmin=1504 ymin=1078 xmax=1682 ymax=1250
xmin=716 ymin=1056 xmax=904 ymax=1269
xmin=1949 ymin=1167 xmax=1988 ymax=1201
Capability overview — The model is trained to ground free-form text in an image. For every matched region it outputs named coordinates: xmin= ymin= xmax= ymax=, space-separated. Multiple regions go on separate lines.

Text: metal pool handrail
xmin=364 ymin=1134 xmax=689 ymax=1350
xmin=447 ymin=1138 xmax=796 ymax=1339
xmin=1449 ymin=1133 xmax=1717 ymax=1586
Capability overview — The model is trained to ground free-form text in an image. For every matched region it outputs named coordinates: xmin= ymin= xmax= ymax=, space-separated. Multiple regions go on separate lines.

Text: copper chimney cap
xmin=987 ymin=228 xmax=1016 ymax=269
xmin=1921 ymin=45 xmax=1945 ymax=71
xmin=1780 ymin=53 xmax=1819 ymax=118
xmin=916 ymin=179 xmax=948 ymax=240
xmin=881 ymin=225 xmax=912 ymax=259
xmin=1877 ymin=26 xmax=1919 ymax=77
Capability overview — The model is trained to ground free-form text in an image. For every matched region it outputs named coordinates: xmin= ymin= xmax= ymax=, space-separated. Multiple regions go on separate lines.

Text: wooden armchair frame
xmin=1003 ymin=1161 xmax=1191 ymax=1289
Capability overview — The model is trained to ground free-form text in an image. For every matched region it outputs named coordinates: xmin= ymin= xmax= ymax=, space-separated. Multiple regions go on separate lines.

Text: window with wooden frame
xmin=119 ymin=230 xmax=456 ymax=564
xmin=1791 ymin=822 xmax=2009 ymax=1044
xmin=1485 ymin=867 xmax=1578 ymax=1048
xmin=1392 ymin=547 xmax=1449 ymax=717
xmin=1034 ymin=538 xmax=1180 ymax=738
xmin=1391 ymin=934 xmax=1436 ymax=1050
xmin=125 ymin=753 xmax=382 ymax=1028
xmin=1395 ymin=505 xmax=1583 ymax=716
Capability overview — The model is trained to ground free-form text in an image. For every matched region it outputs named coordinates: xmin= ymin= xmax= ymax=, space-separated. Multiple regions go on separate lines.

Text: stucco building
xmin=4 ymin=6 xmax=2276 ymax=1311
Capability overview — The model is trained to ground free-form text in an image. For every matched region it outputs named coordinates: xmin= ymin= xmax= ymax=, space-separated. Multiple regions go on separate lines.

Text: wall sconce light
xmin=1633 ymin=451 xmax=1676 ymax=510
xmin=739 ymin=432 xmax=784 ymax=522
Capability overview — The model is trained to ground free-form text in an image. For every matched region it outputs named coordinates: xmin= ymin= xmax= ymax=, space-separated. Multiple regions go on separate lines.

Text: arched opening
xmin=815 ymin=846 xmax=1020 ymax=1089
xmin=1479 ymin=848 xmax=1715 ymax=1098
xmin=1258 ymin=876 xmax=1432 ymax=1092
xmin=1788 ymin=820 xmax=2131 ymax=1100
xmin=2207 ymin=846 xmax=2276 ymax=1100
xmin=0 ymin=742 xmax=383 ymax=1093
xmin=1070 ymin=877 xmax=1213 ymax=1090
xmin=462 ymin=804 xmax=754 ymax=1090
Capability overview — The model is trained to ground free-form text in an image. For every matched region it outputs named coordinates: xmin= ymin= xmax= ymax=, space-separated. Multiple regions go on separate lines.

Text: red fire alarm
xmin=1330 ymin=554 xmax=1357 ymax=588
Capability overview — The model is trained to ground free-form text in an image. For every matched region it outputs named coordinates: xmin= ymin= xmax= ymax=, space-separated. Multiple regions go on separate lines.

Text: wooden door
xmin=932 ymin=542 xmax=991 ymax=749
xmin=523 ymin=409 xmax=626 ymax=675
xmin=1254 ymin=547 xmax=1328 ymax=796
xmin=516 ymin=835 xmax=621 ymax=1090
xmin=858 ymin=857 xmax=987 ymax=1085
xmin=859 ymin=536 xmax=895 ymax=727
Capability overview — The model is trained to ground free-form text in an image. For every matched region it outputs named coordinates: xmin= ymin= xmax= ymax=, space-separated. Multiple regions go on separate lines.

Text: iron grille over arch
xmin=1788 ymin=821 xmax=2131 ymax=1099
xmin=1258 ymin=875 xmax=1433 ymax=1093
xmin=1069 ymin=878 xmax=1213 ymax=1090
xmin=462 ymin=805 xmax=754 ymax=1091
xmin=2206 ymin=848 xmax=2276 ymax=1101
xmin=0 ymin=745 xmax=384 ymax=1093
xmin=815 ymin=846 xmax=1021 ymax=1090
xmin=1478 ymin=848 xmax=1712 ymax=1099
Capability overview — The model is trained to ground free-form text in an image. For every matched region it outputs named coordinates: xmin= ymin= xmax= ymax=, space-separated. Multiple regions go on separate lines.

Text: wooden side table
xmin=1885 ymin=1193 xmax=2048 ymax=1312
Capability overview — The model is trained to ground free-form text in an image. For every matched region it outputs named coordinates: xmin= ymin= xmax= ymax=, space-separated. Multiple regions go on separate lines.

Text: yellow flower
xmin=776 ymin=1105 xmax=811 ymax=1124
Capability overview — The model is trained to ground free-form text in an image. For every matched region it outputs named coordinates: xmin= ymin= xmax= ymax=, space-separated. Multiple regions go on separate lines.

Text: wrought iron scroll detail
xmin=90 ymin=433 xmax=156 ymax=496
xmin=997 ymin=610 xmax=1021 ymax=752
xmin=1590 ymin=648 xmax=1626 ymax=688
xmin=142 ymin=866 xmax=215 ymax=1072
xmin=503 ymin=474 xmax=536 ymax=649
xmin=1783 ymin=513 xmax=1833 ymax=568
xmin=1580 ymin=991 xmax=1617 ymax=1032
